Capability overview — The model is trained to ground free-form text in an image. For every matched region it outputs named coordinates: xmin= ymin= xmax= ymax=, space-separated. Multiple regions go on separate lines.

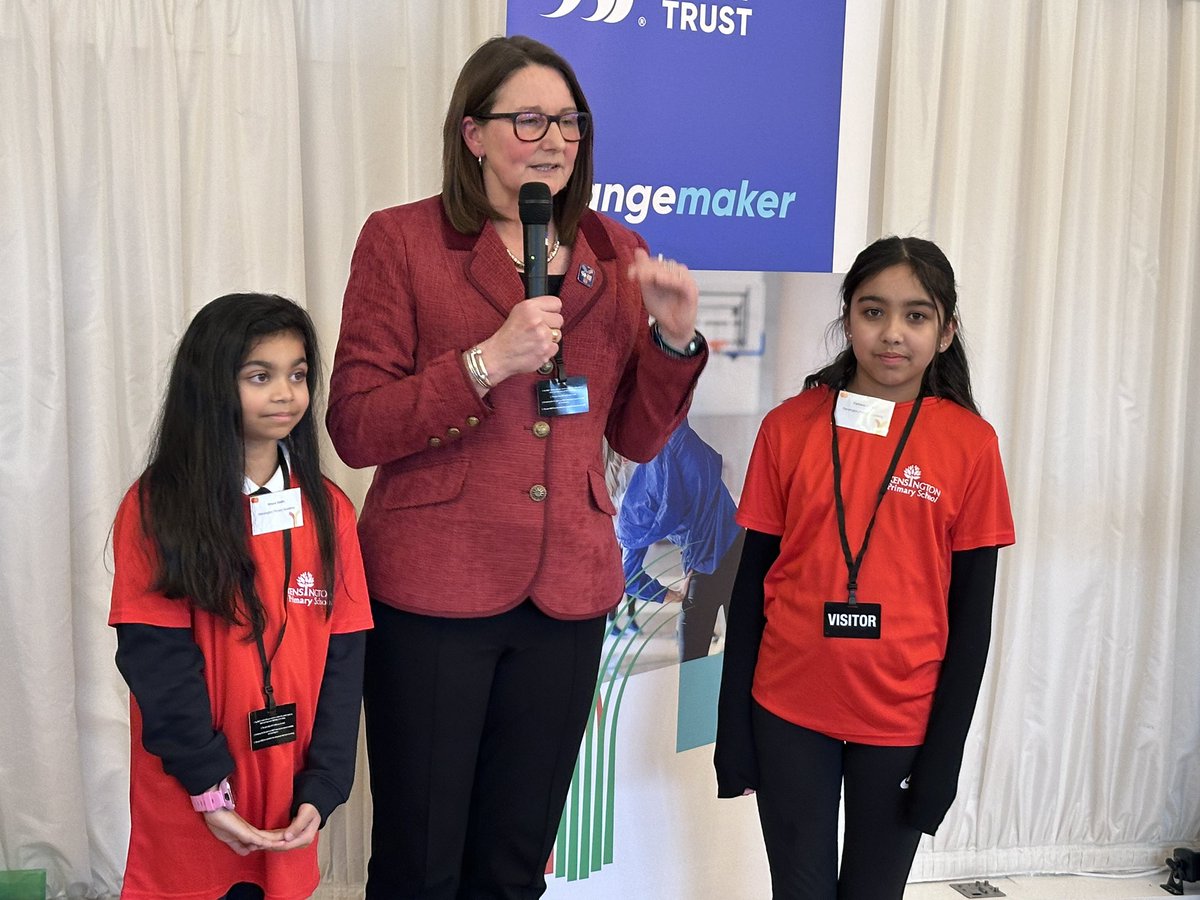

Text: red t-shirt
xmin=738 ymin=389 xmax=1015 ymax=745
xmin=109 ymin=479 xmax=372 ymax=900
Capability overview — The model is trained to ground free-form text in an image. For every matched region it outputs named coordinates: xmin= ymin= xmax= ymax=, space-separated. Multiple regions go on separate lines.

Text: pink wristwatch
xmin=190 ymin=778 xmax=235 ymax=813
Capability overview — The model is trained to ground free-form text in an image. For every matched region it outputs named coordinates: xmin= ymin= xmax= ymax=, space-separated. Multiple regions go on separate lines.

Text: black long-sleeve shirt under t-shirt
xmin=115 ymin=624 xmax=364 ymax=825
xmin=714 ymin=529 xmax=999 ymax=835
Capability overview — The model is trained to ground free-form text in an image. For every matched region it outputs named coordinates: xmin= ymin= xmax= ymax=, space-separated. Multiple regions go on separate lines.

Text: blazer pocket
xmin=381 ymin=458 xmax=469 ymax=510
xmin=587 ymin=467 xmax=617 ymax=516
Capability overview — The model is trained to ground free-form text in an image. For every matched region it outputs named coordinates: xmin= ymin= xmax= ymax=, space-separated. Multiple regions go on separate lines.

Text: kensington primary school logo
xmin=288 ymin=571 xmax=329 ymax=607
xmin=543 ymin=0 xmax=634 ymax=23
xmin=890 ymin=464 xmax=942 ymax=504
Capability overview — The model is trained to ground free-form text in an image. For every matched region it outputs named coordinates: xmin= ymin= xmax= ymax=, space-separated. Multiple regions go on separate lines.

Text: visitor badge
xmin=249 ymin=488 xmax=303 ymax=535
xmin=834 ymin=390 xmax=895 ymax=436
xmin=823 ymin=601 xmax=882 ymax=639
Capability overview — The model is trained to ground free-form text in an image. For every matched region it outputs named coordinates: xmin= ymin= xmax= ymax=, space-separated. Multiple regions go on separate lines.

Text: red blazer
xmin=328 ymin=196 xmax=706 ymax=620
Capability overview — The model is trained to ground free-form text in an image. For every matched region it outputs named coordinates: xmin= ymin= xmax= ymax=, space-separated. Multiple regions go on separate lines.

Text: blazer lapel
xmin=456 ymin=210 xmax=616 ymax=332
xmin=559 ymin=212 xmax=613 ymax=332
xmin=463 ymin=218 xmax=525 ymax=321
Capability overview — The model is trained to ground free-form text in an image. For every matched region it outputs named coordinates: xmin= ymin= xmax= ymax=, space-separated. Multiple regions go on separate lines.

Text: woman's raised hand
xmin=628 ymin=248 xmax=699 ymax=349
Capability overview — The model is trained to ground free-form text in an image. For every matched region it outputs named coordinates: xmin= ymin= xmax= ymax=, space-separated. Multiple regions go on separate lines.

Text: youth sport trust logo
xmin=543 ymin=0 xmax=753 ymax=36
xmin=287 ymin=571 xmax=329 ymax=607
xmin=889 ymin=464 xmax=942 ymax=504
xmin=543 ymin=0 xmax=634 ymax=23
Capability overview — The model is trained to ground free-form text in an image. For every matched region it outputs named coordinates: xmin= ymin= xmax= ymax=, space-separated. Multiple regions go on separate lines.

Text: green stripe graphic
xmin=553 ymin=545 xmax=689 ymax=880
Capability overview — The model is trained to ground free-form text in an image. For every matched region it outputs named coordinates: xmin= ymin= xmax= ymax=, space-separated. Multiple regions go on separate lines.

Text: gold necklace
xmin=506 ymin=238 xmax=561 ymax=270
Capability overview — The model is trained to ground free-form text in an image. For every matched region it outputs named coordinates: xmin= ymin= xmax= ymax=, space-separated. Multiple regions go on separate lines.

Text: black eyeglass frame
xmin=470 ymin=111 xmax=591 ymax=143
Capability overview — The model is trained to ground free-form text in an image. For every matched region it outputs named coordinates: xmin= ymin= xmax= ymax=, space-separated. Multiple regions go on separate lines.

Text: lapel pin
xmin=577 ymin=263 xmax=595 ymax=288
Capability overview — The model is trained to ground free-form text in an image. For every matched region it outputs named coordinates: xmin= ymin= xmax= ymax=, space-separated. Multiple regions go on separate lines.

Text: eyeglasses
xmin=470 ymin=110 xmax=591 ymax=143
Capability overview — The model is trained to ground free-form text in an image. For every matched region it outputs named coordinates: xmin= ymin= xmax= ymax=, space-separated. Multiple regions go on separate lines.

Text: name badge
xmin=834 ymin=390 xmax=895 ymax=436
xmin=249 ymin=487 xmax=303 ymax=535
xmin=249 ymin=702 xmax=297 ymax=750
xmin=823 ymin=601 xmax=882 ymax=639
xmin=536 ymin=376 xmax=590 ymax=417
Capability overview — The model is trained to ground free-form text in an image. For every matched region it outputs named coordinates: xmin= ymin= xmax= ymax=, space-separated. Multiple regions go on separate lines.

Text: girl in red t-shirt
xmin=715 ymin=238 xmax=1015 ymax=899
xmin=109 ymin=294 xmax=372 ymax=900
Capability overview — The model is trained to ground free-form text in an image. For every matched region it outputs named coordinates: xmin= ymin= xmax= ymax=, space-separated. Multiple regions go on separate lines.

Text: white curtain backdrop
xmin=874 ymin=0 xmax=1200 ymax=879
xmin=0 ymin=0 xmax=1197 ymax=896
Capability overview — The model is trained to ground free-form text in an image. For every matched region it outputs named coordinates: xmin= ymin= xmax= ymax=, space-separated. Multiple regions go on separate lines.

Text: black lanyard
xmin=251 ymin=449 xmax=292 ymax=711
xmin=830 ymin=392 xmax=923 ymax=606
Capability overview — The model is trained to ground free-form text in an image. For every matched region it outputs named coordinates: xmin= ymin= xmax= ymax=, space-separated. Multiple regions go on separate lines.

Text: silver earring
xmin=477 ymin=155 xmax=484 ymax=168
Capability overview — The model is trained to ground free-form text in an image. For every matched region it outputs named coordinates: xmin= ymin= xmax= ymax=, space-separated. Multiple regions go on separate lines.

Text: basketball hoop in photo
xmin=695 ymin=278 xmax=766 ymax=359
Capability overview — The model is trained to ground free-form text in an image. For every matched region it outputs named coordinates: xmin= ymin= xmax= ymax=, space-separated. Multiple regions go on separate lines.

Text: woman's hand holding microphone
xmin=465 ymin=297 xmax=564 ymax=397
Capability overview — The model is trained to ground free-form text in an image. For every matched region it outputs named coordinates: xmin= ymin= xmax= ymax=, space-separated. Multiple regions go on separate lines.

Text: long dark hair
xmin=138 ymin=293 xmax=337 ymax=637
xmin=441 ymin=35 xmax=594 ymax=245
xmin=804 ymin=236 xmax=979 ymax=414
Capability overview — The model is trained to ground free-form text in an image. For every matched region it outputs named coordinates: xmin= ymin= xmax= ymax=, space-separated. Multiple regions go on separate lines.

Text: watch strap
xmin=190 ymin=777 xmax=235 ymax=813
xmin=651 ymin=322 xmax=705 ymax=359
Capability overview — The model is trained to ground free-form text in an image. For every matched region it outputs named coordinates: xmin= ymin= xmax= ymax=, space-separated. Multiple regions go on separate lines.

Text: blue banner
xmin=506 ymin=0 xmax=846 ymax=272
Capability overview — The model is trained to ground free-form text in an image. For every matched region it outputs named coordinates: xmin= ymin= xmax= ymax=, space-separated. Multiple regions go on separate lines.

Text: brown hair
xmin=441 ymin=35 xmax=594 ymax=245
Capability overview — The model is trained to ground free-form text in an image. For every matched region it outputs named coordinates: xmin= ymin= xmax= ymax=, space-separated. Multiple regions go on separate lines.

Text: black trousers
xmin=363 ymin=599 xmax=606 ymax=900
xmin=752 ymin=702 xmax=923 ymax=900
xmin=679 ymin=529 xmax=745 ymax=661
xmin=219 ymin=885 xmax=263 ymax=900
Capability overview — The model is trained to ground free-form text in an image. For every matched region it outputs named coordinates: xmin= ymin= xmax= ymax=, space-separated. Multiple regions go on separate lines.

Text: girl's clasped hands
xmin=200 ymin=802 xmax=321 ymax=857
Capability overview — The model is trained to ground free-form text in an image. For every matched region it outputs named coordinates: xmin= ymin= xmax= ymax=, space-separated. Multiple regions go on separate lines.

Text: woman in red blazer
xmin=327 ymin=35 xmax=706 ymax=899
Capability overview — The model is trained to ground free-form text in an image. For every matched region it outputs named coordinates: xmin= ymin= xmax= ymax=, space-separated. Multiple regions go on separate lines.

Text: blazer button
xmin=532 ymin=421 xmax=550 ymax=439
xmin=448 ymin=427 xmax=462 ymax=438
xmin=537 ymin=361 xmax=555 ymax=375
xmin=529 ymin=484 xmax=548 ymax=502
xmin=429 ymin=437 xmax=442 ymax=448
xmin=466 ymin=416 xmax=480 ymax=427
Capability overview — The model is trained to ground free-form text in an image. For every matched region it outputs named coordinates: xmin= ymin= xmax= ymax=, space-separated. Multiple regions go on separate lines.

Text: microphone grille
xmin=518 ymin=181 xmax=553 ymax=225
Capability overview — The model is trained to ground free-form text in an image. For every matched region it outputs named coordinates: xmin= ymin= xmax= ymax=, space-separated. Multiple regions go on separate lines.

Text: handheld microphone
xmin=518 ymin=183 xmax=587 ymax=416
xmin=518 ymin=181 xmax=552 ymax=298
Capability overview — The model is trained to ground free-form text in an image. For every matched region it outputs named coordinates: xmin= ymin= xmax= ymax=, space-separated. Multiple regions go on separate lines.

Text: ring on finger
xmin=549 ymin=327 xmax=562 ymax=343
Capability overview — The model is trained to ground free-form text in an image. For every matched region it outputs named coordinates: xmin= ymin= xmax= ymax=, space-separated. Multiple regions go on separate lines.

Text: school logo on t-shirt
xmin=287 ymin=571 xmax=329 ymax=607
xmin=888 ymin=464 xmax=942 ymax=504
